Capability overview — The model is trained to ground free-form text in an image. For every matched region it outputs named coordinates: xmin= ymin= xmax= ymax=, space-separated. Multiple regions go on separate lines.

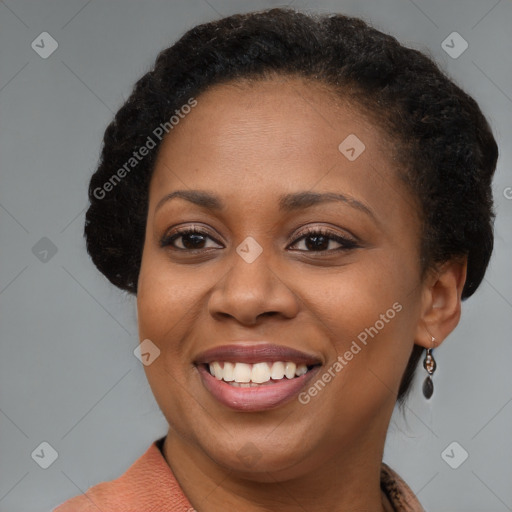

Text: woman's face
xmin=137 ymin=77 xmax=427 ymax=478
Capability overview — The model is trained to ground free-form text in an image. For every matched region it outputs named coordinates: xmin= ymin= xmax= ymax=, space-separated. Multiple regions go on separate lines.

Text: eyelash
xmin=160 ymin=225 xmax=359 ymax=254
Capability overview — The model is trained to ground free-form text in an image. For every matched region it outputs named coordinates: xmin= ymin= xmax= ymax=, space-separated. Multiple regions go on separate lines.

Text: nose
xmin=208 ymin=243 xmax=300 ymax=326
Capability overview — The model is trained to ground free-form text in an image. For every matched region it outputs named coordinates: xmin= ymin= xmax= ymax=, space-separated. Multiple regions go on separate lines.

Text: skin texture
xmin=136 ymin=77 xmax=467 ymax=512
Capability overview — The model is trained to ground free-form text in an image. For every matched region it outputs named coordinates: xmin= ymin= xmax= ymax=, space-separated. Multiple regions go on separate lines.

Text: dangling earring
xmin=422 ymin=337 xmax=436 ymax=399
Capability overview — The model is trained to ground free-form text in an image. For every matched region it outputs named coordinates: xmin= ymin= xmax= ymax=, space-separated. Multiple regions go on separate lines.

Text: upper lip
xmin=194 ymin=343 xmax=323 ymax=366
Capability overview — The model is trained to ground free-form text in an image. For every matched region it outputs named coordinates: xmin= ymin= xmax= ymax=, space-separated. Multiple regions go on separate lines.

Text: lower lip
xmin=197 ymin=365 xmax=321 ymax=412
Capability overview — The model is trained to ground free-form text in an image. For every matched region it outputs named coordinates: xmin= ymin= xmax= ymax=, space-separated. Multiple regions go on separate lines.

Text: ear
xmin=415 ymin=257 xmax=468 ymax=349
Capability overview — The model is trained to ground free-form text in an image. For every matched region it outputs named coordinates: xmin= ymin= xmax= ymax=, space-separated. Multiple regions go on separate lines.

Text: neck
xmin=163 ymin=421 xmax=392 ymax=512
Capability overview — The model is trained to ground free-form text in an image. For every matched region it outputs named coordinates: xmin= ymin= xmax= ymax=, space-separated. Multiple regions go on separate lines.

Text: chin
xmin=196 ymin=431 xmax=321 ymax=482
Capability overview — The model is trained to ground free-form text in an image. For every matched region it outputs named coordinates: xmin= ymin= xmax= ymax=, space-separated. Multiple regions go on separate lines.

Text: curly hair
xmin=84 ymin=8 xmax=498 ymax=404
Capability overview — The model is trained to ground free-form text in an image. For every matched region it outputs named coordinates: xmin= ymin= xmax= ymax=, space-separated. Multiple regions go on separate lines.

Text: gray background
xmin=0 ymin=0 xmax=511 ymax=511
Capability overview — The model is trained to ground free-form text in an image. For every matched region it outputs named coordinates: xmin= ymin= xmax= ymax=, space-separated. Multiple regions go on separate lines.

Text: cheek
xmin=136 ymin=248 xmax=199 ymax=360
xmin=136 ymin=254 xmax=204 ymax=430
xmin=307 ymin=252 xmax=420 ymax=394
xmin=311 ymin=247 xmax=415 ymax=322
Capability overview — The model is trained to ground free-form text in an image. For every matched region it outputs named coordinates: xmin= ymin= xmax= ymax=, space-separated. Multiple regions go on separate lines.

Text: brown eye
xmin=289 ymin=228 xmax=359 ymax=252
xmin=160 ymin=228 xmax=222 ymax=251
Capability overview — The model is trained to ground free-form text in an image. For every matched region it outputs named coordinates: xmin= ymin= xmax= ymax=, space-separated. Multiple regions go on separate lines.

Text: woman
xmin=54 ymin=7 xmax=497 ymax=512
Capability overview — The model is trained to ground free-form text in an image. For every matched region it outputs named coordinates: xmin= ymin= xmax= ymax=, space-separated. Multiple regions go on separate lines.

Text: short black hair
xmin=84 ymin=8 xmax=498 ymax=405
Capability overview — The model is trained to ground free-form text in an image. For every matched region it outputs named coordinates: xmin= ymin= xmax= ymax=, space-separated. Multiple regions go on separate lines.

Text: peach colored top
xmin=54 ymin=437 xmax=425 ymax=511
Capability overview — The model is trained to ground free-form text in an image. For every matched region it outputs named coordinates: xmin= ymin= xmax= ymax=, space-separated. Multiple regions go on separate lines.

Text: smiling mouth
xmin=205 ymin=361 xmax=320 ymax=387
xmin=194 ymin=343 xmax=323 ymax=411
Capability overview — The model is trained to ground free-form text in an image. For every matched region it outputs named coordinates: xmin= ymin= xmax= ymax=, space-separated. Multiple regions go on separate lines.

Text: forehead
xmin=149 ymin=77 xmax=415 ymax=226
xmin=156 ymin=77 xmax=380 ymax=161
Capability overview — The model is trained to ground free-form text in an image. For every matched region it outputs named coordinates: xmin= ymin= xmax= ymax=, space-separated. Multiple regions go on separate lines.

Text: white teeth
xmin=207 ymin=361 xmax=312 ymax=383
xmin=270 ymin=361 xmax=285 ymax=380
xmin=212 ymin=361 xmax=222 ymax=380
xmin=233 ymin=362 xmax=252 ymax=383
xmin=251 ymin=362 xmax=271 ymax=383
xmin=223 ymin=361 xmax=235 ymax=381
xmin=285 ymin=362 xmax=296 ymax=379
xmin=295 ymin=364 xmax=308 ymax=376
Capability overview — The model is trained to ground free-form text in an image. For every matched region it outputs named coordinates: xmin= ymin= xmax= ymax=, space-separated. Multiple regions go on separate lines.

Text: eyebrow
xmin=155 ymin=189 xmax=376 ymax=220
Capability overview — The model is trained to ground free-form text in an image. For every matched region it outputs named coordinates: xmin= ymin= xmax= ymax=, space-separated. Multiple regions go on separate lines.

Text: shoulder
xmin=381 ymin=462 xmax=426 ymax=512
xmin=53 ymin=438 xmax=194 ymax=512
